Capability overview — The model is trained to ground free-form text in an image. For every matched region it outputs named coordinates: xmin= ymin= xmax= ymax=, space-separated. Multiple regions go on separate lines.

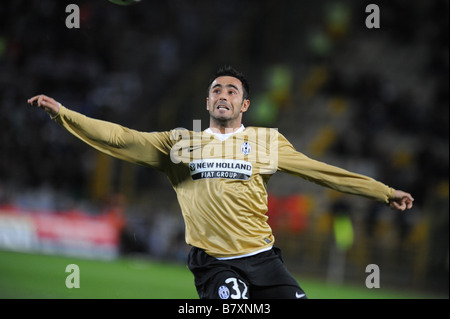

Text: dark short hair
xmin=208 ymin=65 xmax=250 ymax=100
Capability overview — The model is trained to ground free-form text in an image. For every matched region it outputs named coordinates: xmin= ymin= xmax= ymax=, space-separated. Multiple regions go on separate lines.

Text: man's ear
xmin=241 ymin=99 xmax=250 ymax=113
xmin=206 ymin=97 xmax=210 ymax=111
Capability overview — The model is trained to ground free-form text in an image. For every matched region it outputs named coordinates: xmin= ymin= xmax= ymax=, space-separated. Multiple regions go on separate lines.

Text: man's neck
xmin=208 ymin=125 xmax=242 ymax=134
xmin=208 ymin=118 xmax=244 ymax=134
xmin=205 ymin=125 xmax=245 ymax=141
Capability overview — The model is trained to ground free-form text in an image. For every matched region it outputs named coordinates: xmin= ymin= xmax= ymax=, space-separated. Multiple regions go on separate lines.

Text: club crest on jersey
xmin=240 ymin=142 xmax=251 ymax=155
xmin=218 ymin=285 xmax=230 ymax=299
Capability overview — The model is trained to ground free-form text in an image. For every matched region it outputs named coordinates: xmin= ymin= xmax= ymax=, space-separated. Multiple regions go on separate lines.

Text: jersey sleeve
xmin=54 ymin=105 xmax=174 ymax=170
xmin=276 ymin=132 xmax=395 ymax=204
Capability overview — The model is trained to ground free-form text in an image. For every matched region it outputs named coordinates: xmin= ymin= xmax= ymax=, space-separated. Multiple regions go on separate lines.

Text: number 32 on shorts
xmin=218 ymin=277 xmax=249 ymax=299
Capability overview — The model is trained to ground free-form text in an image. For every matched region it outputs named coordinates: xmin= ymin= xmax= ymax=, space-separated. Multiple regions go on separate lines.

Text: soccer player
xmin=27 ymin=66 xmax=413 ymax=299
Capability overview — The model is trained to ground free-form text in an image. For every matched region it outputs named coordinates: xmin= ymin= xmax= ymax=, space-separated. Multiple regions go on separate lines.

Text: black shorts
xmin=187 ymin=246 xmax=307 ymax=299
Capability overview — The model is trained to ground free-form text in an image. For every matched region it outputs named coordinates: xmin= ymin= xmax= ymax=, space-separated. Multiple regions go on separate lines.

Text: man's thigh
xmin=251 ymin=284 xmax=307 ymax=299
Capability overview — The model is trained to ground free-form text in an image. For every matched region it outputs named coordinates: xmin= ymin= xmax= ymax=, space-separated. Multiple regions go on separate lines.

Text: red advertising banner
xmin=0 ymin=206 xmax=124 ymax=259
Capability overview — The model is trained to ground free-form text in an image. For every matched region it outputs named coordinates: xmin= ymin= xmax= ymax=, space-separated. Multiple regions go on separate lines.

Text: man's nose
xmin=219 ymin=93 xmax=228 ymax=101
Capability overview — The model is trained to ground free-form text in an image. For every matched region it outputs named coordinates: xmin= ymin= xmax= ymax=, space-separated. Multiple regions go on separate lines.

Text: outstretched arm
xmin=276 ymin=132 xmax=414 ymax=211
xmin=27 ymin=94 xmax=173 ymax=170
xmin=389 ymin=190 xmax=414 ymax=211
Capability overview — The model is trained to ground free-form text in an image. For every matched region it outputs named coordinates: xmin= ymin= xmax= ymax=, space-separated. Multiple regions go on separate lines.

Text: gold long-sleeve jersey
xmin=54 ymin=105 xmax=395 ymax=258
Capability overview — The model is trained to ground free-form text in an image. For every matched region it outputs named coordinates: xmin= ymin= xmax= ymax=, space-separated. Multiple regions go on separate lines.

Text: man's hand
xmin=389 ymin=190 xmax=414 ymax=211
xmin=28 ymin=94 xmax=60 ymax=118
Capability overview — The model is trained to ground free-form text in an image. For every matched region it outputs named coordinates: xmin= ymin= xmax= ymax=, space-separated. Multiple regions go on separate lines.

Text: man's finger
xmin=28 ymin=96 xmax=41 ymax=107
xmin=28 ymin=95 xmax=43 ymax=104
xmin=405 ymin=199 xmax=413 ymax=209
xmin=390 ymin=200 xmax=405 ymax=211
xmin=38 ymin=95 xmax=46 ymax=107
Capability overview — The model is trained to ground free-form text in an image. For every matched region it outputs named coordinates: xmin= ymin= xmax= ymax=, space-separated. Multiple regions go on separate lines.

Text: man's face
xmin=206 ymin=76 xmax=250 ymax=125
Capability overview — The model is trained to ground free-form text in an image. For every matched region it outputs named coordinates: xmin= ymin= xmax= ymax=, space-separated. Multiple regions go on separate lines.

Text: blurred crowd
xmin=0 ymin=0 xmax=448 ymax=294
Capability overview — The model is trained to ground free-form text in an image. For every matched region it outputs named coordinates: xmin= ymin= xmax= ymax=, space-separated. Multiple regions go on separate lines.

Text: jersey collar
xmin=204 ymin=125 xmax=245 ymax=141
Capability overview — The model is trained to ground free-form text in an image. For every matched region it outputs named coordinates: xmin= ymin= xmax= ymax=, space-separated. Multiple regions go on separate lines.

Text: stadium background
xmin=0 ymin=0 xmax=448 ymax=298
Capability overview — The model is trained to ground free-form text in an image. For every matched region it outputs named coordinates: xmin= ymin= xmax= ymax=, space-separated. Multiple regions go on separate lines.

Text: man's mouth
xmin=216 ymin=103 xmax=231 ymax=111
